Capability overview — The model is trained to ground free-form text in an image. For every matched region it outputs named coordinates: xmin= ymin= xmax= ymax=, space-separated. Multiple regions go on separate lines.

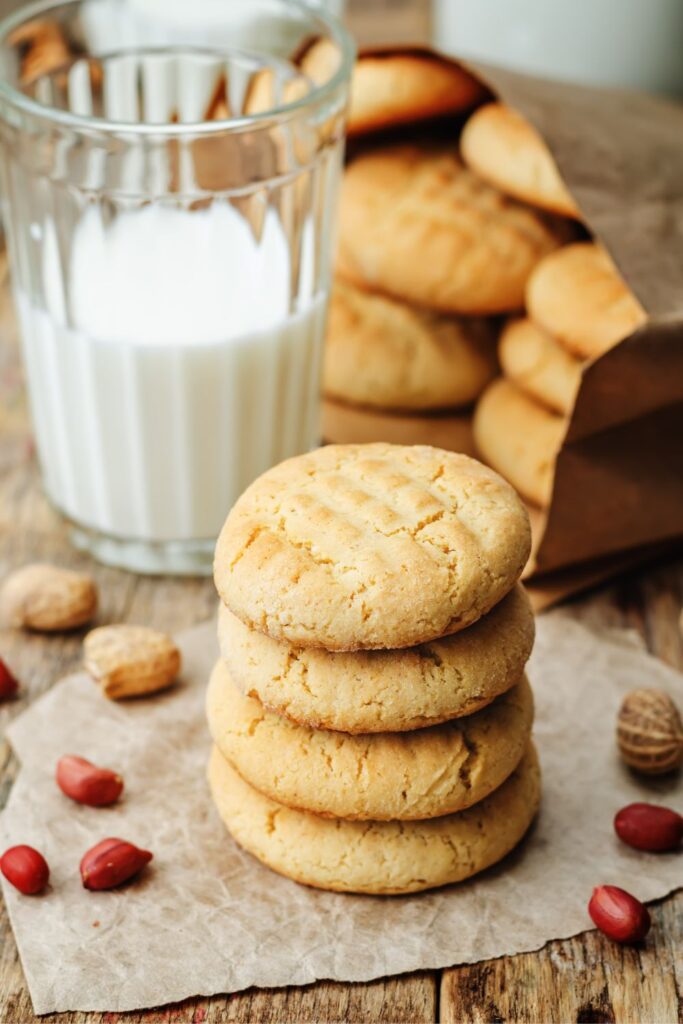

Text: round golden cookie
xmin=337 ymin=145 xmax=569 ymax=315
xmin=474 ymin=379 xmax=566 ymax=508
xmin=526 ymin=242 xmax=646 ymax=359
xmin=214 ymin=443 xmax=532 ymax=651
xmin=323 ymin=279 xmax=497 ymax=411
xmin=322 ymin=399 xmax=476 ymax=455
xmin=208 ymin=742 xmax=541 ymax=894
xmin=208 ymin=661 xmax=533 ymax=821
xmin=217 ymin=584 xmax=534 ymax=733
xmin=460 ymin=102 xmax=579 ymax=218
xmin=348 ymin=52 xmax=484 ymax=137
xmin=499 ymin=318 xmax=583 ymax=416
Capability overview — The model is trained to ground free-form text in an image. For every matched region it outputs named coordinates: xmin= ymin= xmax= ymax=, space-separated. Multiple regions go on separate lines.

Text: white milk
xmin=82 ymin=0 xmax=346 ymax=59
xmin=19 ymin=202 xmax=326 ymax=547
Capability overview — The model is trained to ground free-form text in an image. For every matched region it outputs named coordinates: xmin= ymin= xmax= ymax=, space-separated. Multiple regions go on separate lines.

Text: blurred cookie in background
xmin=324 ymin=279 xmax=497 ymax=412
xmin=473 ymin=378 xmax=567 ymax=507
xmin=499 ymin=317 xmax=583 ymax=416
xmin=348 ymin=51 xmax=484 ymax=137
xmin=461 ymin=102 xmax=579 ymax=219
xmin=527 ymin=242 xmax=646 ymax=359
xmin=338 ymin=144 xmax=572 ymax=314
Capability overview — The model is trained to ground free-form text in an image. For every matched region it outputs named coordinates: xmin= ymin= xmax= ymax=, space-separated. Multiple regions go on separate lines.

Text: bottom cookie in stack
xmin=208 ymin=743 xmax=540 ymax=895
xmin=322 ymin=279 xmax=497 ymax=455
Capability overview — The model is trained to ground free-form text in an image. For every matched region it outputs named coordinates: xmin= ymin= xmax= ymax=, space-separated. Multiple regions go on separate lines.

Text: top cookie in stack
xmin=466 ymin=103 xmax=646 ymax=507
xmin=323 ymin=55 xmax=573 ymax=456
xmin=214 ymin=443 xmax=530 ymax=651
xmin=208 ymin=443 xmax=540 ymax=895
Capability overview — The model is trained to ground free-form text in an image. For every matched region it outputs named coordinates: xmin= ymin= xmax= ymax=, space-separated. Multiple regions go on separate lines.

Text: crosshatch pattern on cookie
xmin=214 ymin=444 xmax=531 ymax=651
xmin=338 ymin=146 xmax=572 ymax=314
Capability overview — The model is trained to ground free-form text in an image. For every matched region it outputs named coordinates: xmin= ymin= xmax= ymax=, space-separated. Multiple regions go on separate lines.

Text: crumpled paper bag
xmin=1 ymin=612 xmax=682 ymax=1014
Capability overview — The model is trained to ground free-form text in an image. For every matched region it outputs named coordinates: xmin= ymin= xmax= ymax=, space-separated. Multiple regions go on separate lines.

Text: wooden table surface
xmin=1 ymin=7 xmax=683 ymax=1019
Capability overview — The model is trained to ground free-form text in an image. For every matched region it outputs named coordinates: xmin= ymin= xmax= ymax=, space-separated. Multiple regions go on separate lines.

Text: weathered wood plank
xmin=441 ymin=891 xmax=683 ymax=1024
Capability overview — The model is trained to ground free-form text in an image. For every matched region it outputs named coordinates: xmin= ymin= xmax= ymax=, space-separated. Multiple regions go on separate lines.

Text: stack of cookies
xmin=465 ymin=104 xmax=647 ymax=508
xmin=208 ymin=443 xmax=541 ymax=895
xmin=322 ymin=56 xmax=575 ymax=456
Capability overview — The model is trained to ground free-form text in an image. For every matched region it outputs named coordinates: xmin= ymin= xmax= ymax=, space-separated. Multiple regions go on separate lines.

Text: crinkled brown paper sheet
xmin=2 ymin=612 xmax=682 ymax=1014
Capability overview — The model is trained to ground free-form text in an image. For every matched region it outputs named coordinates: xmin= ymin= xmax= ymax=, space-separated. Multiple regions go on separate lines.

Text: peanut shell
xmin=617 ymin=688 xmax=683 ymax=775
xmin=1 ymin=563 xmax=97 ymax=632
xmin=84 ymin=624 xmax=181 ymax=700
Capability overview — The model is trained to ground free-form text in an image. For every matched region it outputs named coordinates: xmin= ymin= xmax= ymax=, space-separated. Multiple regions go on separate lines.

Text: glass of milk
xmin=0 ymin=0 xmax=354 ymax=574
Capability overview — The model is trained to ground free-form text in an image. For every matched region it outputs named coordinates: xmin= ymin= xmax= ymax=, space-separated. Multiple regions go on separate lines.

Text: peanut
xmin=56 ymin=755 xmax=124 ymax=807
xmin=1 ymin=563 xmax=97 ymax=632
xmin=84 ymin=624 xmax=180 ymax=700
xmin=0 ymin=658 xmax=18 ymax=700
xmin=614 ymin=802 xmax=683 ymax=852
xmin=616 ymin=688 xmax=683 ymax=775
xmin=80 ymin=837 xmax=153 ymax=890
xmin=1 ymin=844 xmax=50 ymax=895
xmin=588 ymin=885 xmax=651 ymax=943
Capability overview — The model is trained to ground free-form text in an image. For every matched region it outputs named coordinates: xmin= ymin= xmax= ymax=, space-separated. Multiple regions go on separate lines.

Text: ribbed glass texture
xmin=0 ymin=0 xmax=353 ymax=573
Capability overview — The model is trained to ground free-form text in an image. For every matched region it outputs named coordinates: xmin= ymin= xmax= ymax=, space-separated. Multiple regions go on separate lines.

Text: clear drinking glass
xmin=0 ymin=0 xmax=354 ymax=574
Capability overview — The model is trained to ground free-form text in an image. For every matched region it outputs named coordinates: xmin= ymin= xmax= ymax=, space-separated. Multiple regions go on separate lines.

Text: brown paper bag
xmin=351 ymin=47 xmax=683 ymax=578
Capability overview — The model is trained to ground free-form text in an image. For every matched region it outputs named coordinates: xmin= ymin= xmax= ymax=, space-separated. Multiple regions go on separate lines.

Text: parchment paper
xmin=2 ymin=614 xmax=683 ymax=1015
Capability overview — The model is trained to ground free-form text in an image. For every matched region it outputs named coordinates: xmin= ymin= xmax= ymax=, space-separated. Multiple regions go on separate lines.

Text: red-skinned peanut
xmin=0 ymin=658 xmax=18 ymax=700
xmin=80 ymin=837 xmax=152 ymax=890
xmin=588 ymin=885 xmax=651 ymax=943
xmin=1 ymin=845 xmax=49 ymax=894
xmin=56 ymin=755 xmax=124 ymax=807
xmin=614 ymin=802 xmax=683 ymax=852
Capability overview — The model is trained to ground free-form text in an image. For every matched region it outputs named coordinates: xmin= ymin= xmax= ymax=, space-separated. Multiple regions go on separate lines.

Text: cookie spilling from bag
xmin=324 ymin=53 xmax=574 ymax=455
xmin=461 ymin=111 xmax=646 ymax=510
xmin=208 ymin=443 xmax=541 ymax=895
xmin=325 ymin=52 xmax=647 ymax=522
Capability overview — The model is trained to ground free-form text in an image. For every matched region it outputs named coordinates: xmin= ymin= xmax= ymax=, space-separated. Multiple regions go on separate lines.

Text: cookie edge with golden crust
xmin=217 ymin=583 xmax=535 ymax=733
xmin=207 ymin=663 xmax=534 ymax=821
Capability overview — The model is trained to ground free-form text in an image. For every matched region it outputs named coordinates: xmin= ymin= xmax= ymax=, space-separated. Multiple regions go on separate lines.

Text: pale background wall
xmin=0 ymin=0 xmax=432 ymax=43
